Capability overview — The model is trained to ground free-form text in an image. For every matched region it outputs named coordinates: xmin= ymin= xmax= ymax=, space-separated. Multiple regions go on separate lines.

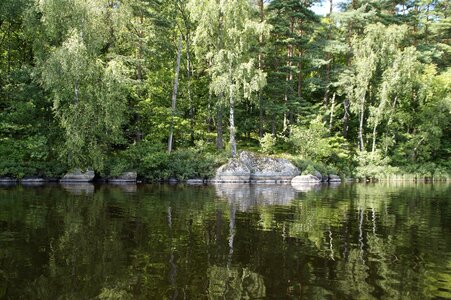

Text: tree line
xmin=0 ymin=0 xmax=449 ymax=180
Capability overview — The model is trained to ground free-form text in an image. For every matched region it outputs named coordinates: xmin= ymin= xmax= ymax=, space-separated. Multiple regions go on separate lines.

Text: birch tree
xmin=189 ymin=0 xmax=270 ymax=157
xmin=38 ymin=0 xmax=128 ymax=170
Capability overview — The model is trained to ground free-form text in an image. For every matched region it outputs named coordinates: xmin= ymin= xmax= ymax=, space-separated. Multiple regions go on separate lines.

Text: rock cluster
xmin=212 ymin=151 xmax=299 ymax=183
xmin=212 ymin=151 xmax=343 ymax=185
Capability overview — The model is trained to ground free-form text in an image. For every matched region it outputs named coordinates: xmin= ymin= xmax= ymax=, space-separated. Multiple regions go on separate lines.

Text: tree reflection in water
xmin=0 ymin=183 xmax=449 ymax=299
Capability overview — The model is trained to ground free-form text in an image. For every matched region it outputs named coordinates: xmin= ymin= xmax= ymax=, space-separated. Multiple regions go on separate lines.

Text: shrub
xmin=259 ymin=133 xmax=277 ymax=154
xmin=355 ymin=150 xmax=399 ymax=180
xmin=104 ymin=140 xmax=227 ymax=181
xmin=0 ymin=136 xmax=66 ymax=178
xmin=288 ymin=118 xmax=330 ymax=159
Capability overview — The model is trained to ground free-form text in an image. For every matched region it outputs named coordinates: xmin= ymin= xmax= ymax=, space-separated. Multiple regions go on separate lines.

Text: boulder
xmin=187 ymin=179 xmax=204 ymax=185
xmin=239 ymin=151 xmax=300 ymax=182
xmin=168 ymin=178 xmax=179 ymax=184
xmin=291 ymin=175 xmax=321 ymax=184
xmin=328 ymin=174 xmax=341 ymax=183
xmin=108 ymin=171 xmax=137 ymax=183
xmin=213 ymin=159 xmax=251 ymax=183
xmin=60 ymin=169 xmax=95 ymax=182
xmin=20 ymin=177 xmax=46 ymax=185
xmin=0 ymin=177 xmax=17 ymax=183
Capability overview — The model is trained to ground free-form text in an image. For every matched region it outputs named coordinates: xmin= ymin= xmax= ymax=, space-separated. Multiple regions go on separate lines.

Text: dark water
xmin=0 ymin=183 xmax=450 ymax=299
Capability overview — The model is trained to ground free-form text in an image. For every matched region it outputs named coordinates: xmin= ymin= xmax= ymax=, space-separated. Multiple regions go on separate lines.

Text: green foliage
xmin=0 ymin=0 xmax=449 ymax=180
xmin=0 ymin=136 xmax=66 ymax=178
xmin=288 ymin=118 xmax=329 ymax=158
xmin=168 ymin=148 xmax=223 ymax=180
xmin=103 ymin=141 xmax=227 ymax=181
xmin=287 ymin=118 xmax=350 ymax=166
xmin=259 ymin=133 xmax=277 ymax=154
xmin=355 ymin=150 xmax=398 ymax=181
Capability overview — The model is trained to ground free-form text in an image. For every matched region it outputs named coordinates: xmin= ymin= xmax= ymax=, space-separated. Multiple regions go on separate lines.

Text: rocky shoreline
xmin=212 ymin=151 xmax=341 ymax=185
xmin=0 ymin=151 xmax=342 ymax=185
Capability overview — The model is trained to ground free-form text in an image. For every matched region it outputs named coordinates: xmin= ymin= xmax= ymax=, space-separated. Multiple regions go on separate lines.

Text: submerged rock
xmin=239 ymin=151 xmax=300 ymax=182
xmin=108 ymin=171 xmax=137 ymax=183
xmin=213 ymin=159 xmax=251 ymax=183
xmin=60 ymin=169 xmax=95 ymax=182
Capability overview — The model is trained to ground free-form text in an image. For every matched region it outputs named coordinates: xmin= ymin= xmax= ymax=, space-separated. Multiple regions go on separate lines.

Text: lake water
xmin=0 ymin=183 xmax=450 ymax=299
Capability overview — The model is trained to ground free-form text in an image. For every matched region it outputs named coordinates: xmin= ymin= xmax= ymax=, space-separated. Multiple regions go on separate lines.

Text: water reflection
xmin=0 ymin=183 xmax=449 ymax=299
xmin=214 ymin=184 xmax=297 ymax=211
xmin=208 ymin=266 xmax=266 ymax=299
xmin=290 ymin=182 xmax=322 ymax=192
xmin=61 ymin=183 xmax=95 ymax=195
xmin=110 ymin=183 xmax=138 ymax=193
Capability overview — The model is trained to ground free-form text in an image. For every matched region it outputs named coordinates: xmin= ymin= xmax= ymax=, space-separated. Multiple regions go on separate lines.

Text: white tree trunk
xmin=358 ymin=96 xmax=365 ymax=151
xmin=229 ymin=84 xmax=237 ymax=158
xmin=168 ymin=35 xmax=183 ymax=153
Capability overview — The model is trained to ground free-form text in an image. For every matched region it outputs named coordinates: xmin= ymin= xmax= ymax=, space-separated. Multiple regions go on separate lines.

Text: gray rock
xmin=214 ymin=159 xmax=251 ymax=183
xmin=0 ymin=177 xmax=17 ymax=183
xmin=108 ymin=171 xmax=137 ymax=183
xmin=314 ymin=170 xmax=324 ymax=181
xmin=239 ymin=151 xmax=300 ymax=181
xmin=21 ymin=177 xmax=46 ymax=185
xmin=168 ymin=178 xmax=178 ymax=184
xmin=328 ymin=174 xmax=341 ymax=183
xmin=60 ymin=169 xmax=95 ymax=182
xmin=291 ymin=175 xmax=321 ymax=184
xmin=187 ymin=179 xmax=204 ymax=185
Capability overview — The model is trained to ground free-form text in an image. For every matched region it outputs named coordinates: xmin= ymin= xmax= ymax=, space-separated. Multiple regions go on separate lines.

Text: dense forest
xmin=0 ymin=0 xmax=449 ymax=180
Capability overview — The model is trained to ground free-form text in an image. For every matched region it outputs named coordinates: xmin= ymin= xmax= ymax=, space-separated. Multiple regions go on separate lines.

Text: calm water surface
xmin=0 ymin=183 xmax=450 ymax=299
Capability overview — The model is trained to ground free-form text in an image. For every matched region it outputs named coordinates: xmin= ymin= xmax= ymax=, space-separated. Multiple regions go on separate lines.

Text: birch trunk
xmin=343 ymin=98 xmax=350 ymax=137
xmin=74 ymin=80 xmax=79 ymax=105
xmin=329 ymin=92 xmax=336 ymax=135
xmin=229 ymin=84 xmax=237 ymax=158
xmin=323 ymin=0 xmax=333 ymax=107
xmin=358 ymin=96 xmax=365 ymax=151
xmin=258 ymin=0 xmax=264 ymax=138
xmin=186 ymin=34 xmax=194 ymax=145
xmin=168 ymin=35 xmax=183 ymax=153
xmin=216 ymin=102 xmax=224 ymax=150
